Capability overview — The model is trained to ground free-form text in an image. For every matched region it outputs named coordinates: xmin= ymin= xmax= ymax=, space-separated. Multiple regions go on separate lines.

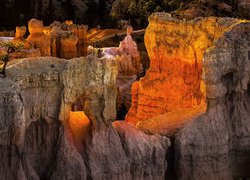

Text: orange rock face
xmin=60 ymin=36 xmax=78 ymax=59
xmin=126 ymin=13 xmax=242 ymax=125
xmin=69 ymin=111 xmax=90 ymax=151
xmin=14 ymin=26 xmax=26 ymax=39
xmin=27 ymin=19 xmax=51 ymax=56
xmin=69 ymin=24 xmax=88 ymax=57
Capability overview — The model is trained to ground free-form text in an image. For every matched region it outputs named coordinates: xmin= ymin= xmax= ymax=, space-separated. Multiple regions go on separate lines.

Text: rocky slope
xmin=0 ymin=55 xmax=170 ymax=179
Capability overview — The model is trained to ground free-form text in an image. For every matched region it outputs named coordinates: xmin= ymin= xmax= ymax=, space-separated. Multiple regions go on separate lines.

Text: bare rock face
xmin=60 ymin=35 xmax=78 ymax=59
xmin=175 ymin=21 xmax=250 ymax=180
xmin=13 ymin=26 xmax=41 ymax=58
xmin=27 ymin=19 xmax=51 ymax=56
xmin=14 ymin=26 xmax=27 ymax=40
xmin=26 ymin=19 xmax=88 ymax=59
xmin=69 ymin=24 xmax=88 ymax=57
xmin=113 ymin=121 xmax=170 ymax=179
xmin=126 ymin=13 xmax=244 ymax=125
xmin=126 ymin=12 xmax=250 ymax=179
xmin=0 ymin=55 xmax=169 ymax=179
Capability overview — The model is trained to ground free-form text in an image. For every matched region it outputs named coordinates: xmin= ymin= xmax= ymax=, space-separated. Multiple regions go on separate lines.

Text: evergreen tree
xmin=161 ymin=0 xmax=171 ymax=11
xmin=147 ymin=0 xmax=157 ymax=12
xmin=127 ymin=2 xmax=138 ymax=18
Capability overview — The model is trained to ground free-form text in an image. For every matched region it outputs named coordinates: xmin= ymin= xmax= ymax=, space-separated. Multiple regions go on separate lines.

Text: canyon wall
xmin=175 ymin=20 xmax=250 ymax=180
xmin=0 ymin=54 xmax=170 ymax=179
xmin=126 ymin=13 xmax=245 ymax=125
xmin=126 ymin=12 xmax=250 ymax=179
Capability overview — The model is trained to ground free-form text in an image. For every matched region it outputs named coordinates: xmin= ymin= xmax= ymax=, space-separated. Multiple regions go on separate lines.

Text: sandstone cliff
xmin=126 ymin=12 xmax=250 ymax=179
xmin=0 ymin=55 xmax=170 ymax=179
xmin=126 ymin=13 xmax=246 ymax=125
xmin=175 ymin=20 xmax=250 ymax=180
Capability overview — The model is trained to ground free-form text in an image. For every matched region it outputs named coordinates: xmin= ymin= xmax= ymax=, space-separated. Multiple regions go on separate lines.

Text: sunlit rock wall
xmin=126 ymin=13 xmax=245 ymax=125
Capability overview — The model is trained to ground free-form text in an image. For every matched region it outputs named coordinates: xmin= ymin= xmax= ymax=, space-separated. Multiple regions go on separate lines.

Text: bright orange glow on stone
xmin=87 ymin=29 xmax=125 ymax=43
xmin=69 ymin=111 xmax=90 ymax=150
xmin=137 ymin=103 xmax=206 ymax=136
xmin=126 ymin=16 xmax=242 ymax=127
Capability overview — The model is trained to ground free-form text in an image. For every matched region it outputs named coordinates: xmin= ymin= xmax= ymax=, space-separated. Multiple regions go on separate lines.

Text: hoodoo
xmin=0 ymin=1 xmax=249 ymax=179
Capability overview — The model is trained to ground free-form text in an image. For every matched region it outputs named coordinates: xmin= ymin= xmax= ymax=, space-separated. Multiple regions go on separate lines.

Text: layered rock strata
xmin=126 ymin=12 xmax=250 ymax=179
xmin=126 ymin=13 xmax=246 ymax=125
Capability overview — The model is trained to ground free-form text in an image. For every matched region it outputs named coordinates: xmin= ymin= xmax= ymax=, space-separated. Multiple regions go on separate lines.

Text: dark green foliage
xmin=154 ymin=5 xmax=163 ymax=12
xmin=127 ymin=1 xmax=138 ymax=18
xmin=0 ymin=41 xmax=24 ymax=77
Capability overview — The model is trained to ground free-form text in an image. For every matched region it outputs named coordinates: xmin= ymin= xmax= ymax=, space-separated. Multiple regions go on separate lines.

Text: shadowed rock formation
xmin=0 ymin=54 xmax=170 ymax=179
xmin=175 ymin=20 xmax=250 ymax=180
xmin=103 ymin=26 xmax=142 ymax=119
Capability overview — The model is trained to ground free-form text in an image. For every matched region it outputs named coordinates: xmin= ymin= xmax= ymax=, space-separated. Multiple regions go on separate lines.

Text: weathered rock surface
xmin=14 ymin=26 xmax=26 ymax=40
xmin=10 ymin=19 xmax=88 ymax=59
xmin=0 ymin=55 xmax=170 ymax=179
xmin=125 ymin=12 xmax=250 ymax=179
xmin=113 ymin=121 xmax=170 ymax=179
xmin=175 ymin=21 xmax=250 ymax=180
xmin=126 ymin=13 xmax=244 ymax=125
xmin=103 ymin=27 xmax=142 ymax=119
xmin=27 ymin=19 xmax=51 ymax=56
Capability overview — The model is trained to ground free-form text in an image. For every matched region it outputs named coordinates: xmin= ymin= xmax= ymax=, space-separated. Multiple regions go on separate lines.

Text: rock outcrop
xmin=14 ymin=26 xmax=26 ymax=40
xmin=126 ymin=13 xmax=245 ymax=125
xmin=103 ymin=26 xmax=142 ymax=119
xmin=12 ymin=26 xmax=41 ymax=58
xmin=0 ymin=55 xmax=170 ymax=179
xmin=14 ymin=19 xmax=89 ymax=59
xmin=27 ymin=19 xmax=51 ymax=56
xmin=125 ymin=12 xmax=250 ymax=179
xmin=175 ymin=20 xmax=250 ymax=180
